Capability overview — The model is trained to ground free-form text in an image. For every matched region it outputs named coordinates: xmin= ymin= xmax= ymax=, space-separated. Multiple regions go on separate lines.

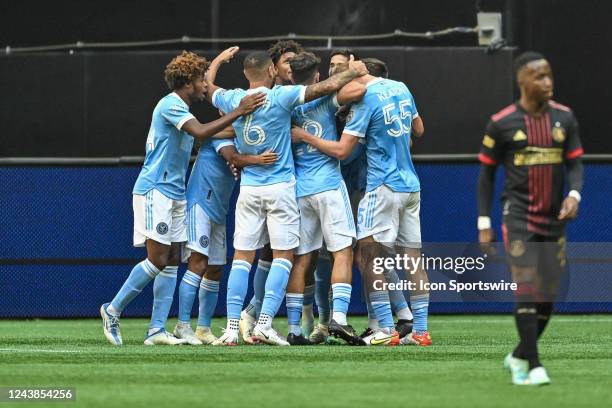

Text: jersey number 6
xmin=243 ymin=114 xmax=266 ymax=146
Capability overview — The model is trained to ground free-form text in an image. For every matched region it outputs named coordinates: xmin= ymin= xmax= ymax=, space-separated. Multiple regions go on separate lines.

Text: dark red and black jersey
xmin=479 ymin=101 xmax=583 ymax=236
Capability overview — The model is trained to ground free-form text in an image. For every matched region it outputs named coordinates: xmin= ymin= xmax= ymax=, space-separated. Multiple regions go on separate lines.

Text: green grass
xmin=1 ymin=315 xmax=611 ymax=408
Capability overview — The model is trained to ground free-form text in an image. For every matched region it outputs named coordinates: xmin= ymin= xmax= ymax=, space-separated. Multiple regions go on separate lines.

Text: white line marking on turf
xmin=0 ymin=348 xmax=82 ymax=353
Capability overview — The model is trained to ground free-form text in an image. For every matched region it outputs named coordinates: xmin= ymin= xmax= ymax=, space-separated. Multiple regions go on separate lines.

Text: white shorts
xmin=296 ymin=183 xmax=356 ymax=255
xmin=234 ymin=180 xmax=300 ymax=251
xmin=133 ymin=189 xmax=187 ymax=247
xmin=182 ymin=203 xmax=227 ymax=265
xmin=356 ymin=184 xmax=421 ymax=248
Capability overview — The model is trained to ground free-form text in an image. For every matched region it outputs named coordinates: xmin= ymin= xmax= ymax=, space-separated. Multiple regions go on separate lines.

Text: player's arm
xmin=182 ymin=92 xmax=265 ymax=140
xmin=292 ymin=126 xmax=359 ymax=160
xmin=412 ymin=115 xmax=424 ymax=137
xmin=204 ymin=46 xmax=240 ymax=104
xmin=559 ymin=114 xmax=584 ymax=220
xmin=303 ymin=56 xmax=368 ymax=103
xmin=219 ymin=145 xmax=278 ymax=168
xmin=477 ymin=120 xmax=504 ymax=247
xmin=336 ymin=80 xmax=366 ymax=105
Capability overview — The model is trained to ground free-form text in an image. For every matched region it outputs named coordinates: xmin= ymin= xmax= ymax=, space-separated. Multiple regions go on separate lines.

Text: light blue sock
xmin=110 ymin=259 xmax=160 ymax=314
xmin=149 ymin=266 xmax=178 ymax=330
xmin=411 ymin=294 xmax=430 ymax=333
xmin=286 ymin=293 xmax=303 ymax=336
xmin=314 ymin=257 xmax=332 ymax=325
xmin=178 ymin=270 xmax=201 ymax=324
xmin=259 ymin=258 xmax=292 ymax=320
xmin=197 ymin=278 xmax=220 ymax=328
xmin=253 ymin=260 xmax=271 ymax=318
xmin=383 ymin=268 xmax=410 ymax=314
xmin=332 ymin=283 xmax=352 ymax=325
xmin=226 ymin=260 xmax=252 ymax=320
xmin=369 ymin=290 xmax=394 ymax=330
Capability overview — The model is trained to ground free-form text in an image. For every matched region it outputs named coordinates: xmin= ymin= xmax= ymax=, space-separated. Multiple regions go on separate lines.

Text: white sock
xmin=257 ymin=313 xmax=272 ymax=329
xmin=332 ymin=311 xmax=347 ymax=325
xmin=396 ymin=307 xmax=413 ymax=321
xmin=288 ymin=324 xmax=301 ymax=336
xmin=106 ymin=304 xmax=119 ymax=316
xmin=380 ymin=327 xmax=393 ymax=335
xmin=227 ymin=318 xmax=239 ymax=334
xmin=368 ymin=319 xmax=379 ymax=330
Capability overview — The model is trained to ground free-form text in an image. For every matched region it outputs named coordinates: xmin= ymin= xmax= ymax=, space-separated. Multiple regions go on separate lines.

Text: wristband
xmin=568 ymin=190 xmax=581 ymax=203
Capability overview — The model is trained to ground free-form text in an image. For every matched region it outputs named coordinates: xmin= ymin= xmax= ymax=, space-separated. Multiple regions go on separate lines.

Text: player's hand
xmin=258 ymin=150 xmax=278 ymax=165
xmin=291 ymin=126 xmax=305 ymax=143
xmin=479 ymin=228 xmax=497 ymax=256
xmin=227 ymin=161 xmax=240 ymax=180
xmin=215 ymin=46 xmax=240 ymax=64
xmin=237 ymin=92 xmax=266 ymax=115
xmin=558 ymin=196 xmax=579 ymax=220
xmin=348 ymin=55 xmax=368 ymax=77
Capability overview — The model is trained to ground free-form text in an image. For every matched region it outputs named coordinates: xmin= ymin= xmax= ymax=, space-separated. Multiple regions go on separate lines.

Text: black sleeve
xmin=566 ymin=157 xmax=584 ymax=193
xmin=478 ymin=120 xmax=504 ymax=165
xmin=564 ymin=113 xmax=584 ymax=160
xmin=478 ymin=164 xmax=497 ymax=217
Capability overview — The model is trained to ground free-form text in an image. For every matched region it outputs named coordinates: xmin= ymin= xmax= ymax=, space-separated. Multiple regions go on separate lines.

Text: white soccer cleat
xmin=239 ymin=310 xmax=257 ymax=345
xmin=524 ymin=367 xmax=551 ymax=386
xmin=195 ymin=327 xmax=218 ymax=345
xmin=308 ymin=324 xmax=329 ymax=344
xmin=144 ymin=328 xmax=188 ymax=346
xmin=252 ymin=325 xmax=290 ymax=346
xmin=504 ymin=352 xmax=530 ymax=385
xmin=363 ymin=329 xmax=400 ymax=346
xmin=212 ymin=330 xmax=239 ymax=346
xmin=100 ymin=303 xmax=122 ymax=346
xmin=173 ymin=322 xmax=203 ymax=345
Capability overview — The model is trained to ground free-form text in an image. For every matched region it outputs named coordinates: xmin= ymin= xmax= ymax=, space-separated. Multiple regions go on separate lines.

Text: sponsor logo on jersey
xmin=513 ymin=147 xmax=562 ymax=166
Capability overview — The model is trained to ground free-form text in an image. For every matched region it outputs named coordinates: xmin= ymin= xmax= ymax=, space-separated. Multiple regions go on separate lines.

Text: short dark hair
xmin=329 ymin=48 xmax=359 ymax=61
xmin=289 ymin=52 xmax=321 ymax=84
xmin=514 ymin=51 xmax=546 ymax=75
xmin=362 ymin=58 xmax=388 ymax=78
xmin=243 ymin=51 xmax=272 ymax=72
xmin=268 ymin=40 xmax=304 ymax=64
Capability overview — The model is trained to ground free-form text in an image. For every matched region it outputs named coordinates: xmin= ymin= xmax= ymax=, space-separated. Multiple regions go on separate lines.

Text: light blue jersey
xmin=291 ymin=94 xmax=343 ymax=197
xmin=133 ymin=92 xmax=195 ymax=200
xmin=212 ymin=85 xmax=306 ymax=186
xmin=343 ymin=78 xmax=420 ymax=193
xmin=186 ymin=139 xmax=236 ymax=225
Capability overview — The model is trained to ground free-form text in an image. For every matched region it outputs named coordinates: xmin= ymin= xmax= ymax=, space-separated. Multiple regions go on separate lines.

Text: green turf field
xmin=0 ymin=315 xmax=611 ymax=408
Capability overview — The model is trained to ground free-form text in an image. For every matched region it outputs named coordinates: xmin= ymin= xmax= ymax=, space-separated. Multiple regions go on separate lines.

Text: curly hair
xmin=164 ymin=51 xmax=210 ymax=90
xmin=268 ymin=40 xmax=304 ymax=65
xmin=289 ymin=52 xmax=321 ymax=84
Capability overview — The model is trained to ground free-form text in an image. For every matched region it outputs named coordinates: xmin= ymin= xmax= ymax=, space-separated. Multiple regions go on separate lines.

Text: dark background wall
xmin=1 ymin=0 xmax=611 ymax=156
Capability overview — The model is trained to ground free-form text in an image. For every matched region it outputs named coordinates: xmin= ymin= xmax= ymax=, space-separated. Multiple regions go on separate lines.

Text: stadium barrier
xmin=1 ymin=156 xmax=610 ymax=318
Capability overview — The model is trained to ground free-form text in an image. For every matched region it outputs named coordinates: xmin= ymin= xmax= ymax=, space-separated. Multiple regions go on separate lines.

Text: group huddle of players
xmin=99 ymin=39 xmax=584 ymax=386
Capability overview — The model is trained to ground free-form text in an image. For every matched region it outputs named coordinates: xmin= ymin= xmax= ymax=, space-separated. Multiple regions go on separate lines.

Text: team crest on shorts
xmin=509 ymin=240 xmax=525 ymax=257
xmin=156 ymin=222 xmax=169 ymax=235
xmin=199 ymin=235 xmax=209 ymax=248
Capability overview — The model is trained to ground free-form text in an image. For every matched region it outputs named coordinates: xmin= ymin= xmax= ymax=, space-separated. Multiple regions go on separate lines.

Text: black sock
xmin=513 ymin=302 xmax=540 ymax=369
xmin=536 ymin=302 xmax=554 ymax=338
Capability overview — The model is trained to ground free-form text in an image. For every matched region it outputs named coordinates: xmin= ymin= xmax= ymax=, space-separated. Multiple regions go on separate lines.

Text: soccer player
xmin=99 ymin=51 xmax=265 ymax=346
xmin=286 ymin=52 xmax=367 ymax=345
xmin=206 ymin=50 xmax=367 ymax=345
xmin=478 ymin=52 xmax=584 ymax=385
xmin=292 ymin=68 xmax=427 ymax=346
xmin=237 ymin=40 xmax=306 ymax=344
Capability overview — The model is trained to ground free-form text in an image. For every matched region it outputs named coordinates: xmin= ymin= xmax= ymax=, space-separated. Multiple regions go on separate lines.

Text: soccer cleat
xmin=328 ymin=319 xmax=366 ymax=346
xmin=100 ymin=303 xmax=122 ymax=346
xmin=211 ymin=330 xmax=239 ymax=346
xmin=395 ymin=319 xmax=413 ymax=339
xmin=287 ymin=333 xmax=314 ymax=345
xmin=524 ymin=367 xmax=551 ymax=386
xmin=401 ymin=331 xmax=432 ymax=346
xmin=239 ymin=310 xmax=257 ymax=345
xmin=173 ymin=323 xmax=203 ymax=345
xmin=504 ymin=352 xmax=529 ymax=385
xmin=363 ymin=329 xmax=400 ymax=346
xmin=359 ymin=327 xmax=375 ymax=339
xmin=195 ymin=327 xmax=218 ymax=345
xmin=252 ymin=325 xmax=290 ymax=346
xmin=144 ymin=328 xmax=188 ymax=346
xmin=308 ymin=324 xmax=329 ymax=344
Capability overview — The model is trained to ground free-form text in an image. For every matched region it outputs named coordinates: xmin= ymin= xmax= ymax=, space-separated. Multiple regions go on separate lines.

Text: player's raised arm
xmin=182 ymin=92 xmax=266 ymax=140
xmin=205 ymin=46 xmax=240 ymax=104
xmin=303 ymin=56 xmax=368 ymax=102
